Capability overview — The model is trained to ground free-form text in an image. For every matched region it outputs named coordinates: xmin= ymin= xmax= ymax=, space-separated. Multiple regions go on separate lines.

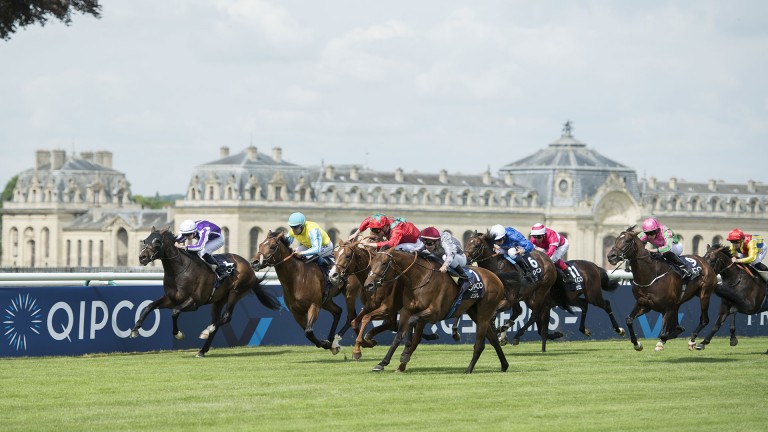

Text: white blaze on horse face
xmin=259 ymin=255 xmax=264 ymax=267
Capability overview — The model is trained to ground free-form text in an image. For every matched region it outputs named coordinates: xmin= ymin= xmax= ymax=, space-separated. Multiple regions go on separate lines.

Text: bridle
xmin=613 ymin=231 xmax=651 ymax=262
xmin=256 ymin=236 xmax=294 ymax=268
xmin=466 ymin=235 xmax=496 ymax=264
xmin=368 ymin=250 xmax=423 ymax=291
xmin=140 ymin=232 xmax=181 ymax=262
xmin=335 ymin=243 xmax=372 ymax=281
xmin=707 ymin=247 xmax=743 ymax=286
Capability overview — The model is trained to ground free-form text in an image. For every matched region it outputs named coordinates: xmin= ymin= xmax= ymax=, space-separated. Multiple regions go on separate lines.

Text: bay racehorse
xmin=697 ymin=244 xmax=768 ymax=352
xmin=464 ymin=231 xmax=567 ymax=352
xmin=251 ymin=230 xmax=344 ymax=354
xmin=505 ymin=260 xmax=625 ymax=341
xmin=329 ymin=240 xmax=438 ymax=360
xmin=607 ymin=226 xmax=717 ymax=351
xmin=364 ymin=249 xmax=509 ymax=373
xmin=134 ymin=227 xmax=281 ymax=357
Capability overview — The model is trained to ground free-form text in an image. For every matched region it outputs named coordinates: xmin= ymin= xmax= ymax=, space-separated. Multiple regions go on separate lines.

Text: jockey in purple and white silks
xmin=175 ymin=219 xmax=225 ymax=272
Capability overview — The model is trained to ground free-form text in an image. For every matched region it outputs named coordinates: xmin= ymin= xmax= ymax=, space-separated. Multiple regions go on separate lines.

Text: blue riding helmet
xmin=288 ymin=212 xmax=306 ymax=227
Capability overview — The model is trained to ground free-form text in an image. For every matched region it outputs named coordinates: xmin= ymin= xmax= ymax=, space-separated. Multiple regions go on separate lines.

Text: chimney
xmin=51 ymin=150 xmax=66 ymax=170
xmin=748 ymin=180 xmax=756 ymax=193
xmin=246 ymin=146 xmax=258 ymax=161
xmin=668 ymin=177 xmax=677 ymax=190
xmin=439 ymin=169 xmax=448 ymax=184
xmin=324 ymin=165 xmax=335 ymax=180
xmin=94 ymin=151 xmax=112 ymax=168
xmin=708 ymin=179 xmax=717 ymax=192
xmin=35 ymin=150 xmax=51 ymax=170
xmin=395 ymin=168 xmax=404 ymax=182
xmin=272 ymin=147 xmax=282 ymax=162
xmin=81 ymin=151 xmax=94 ymax=162
xmin=350 ymin=165 xmax=359 ymax=181
xmin=482 ymin=169 xmax=492 ymax=185
xmin=504 ymin=171 xmax=514 ymax=186
xmin=220 ymin=146 xmax=230 ymax=158
xmin=648 ymin=176 xmax=657 ymax=189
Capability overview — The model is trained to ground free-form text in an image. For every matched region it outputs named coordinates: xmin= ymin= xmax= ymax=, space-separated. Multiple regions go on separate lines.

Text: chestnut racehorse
xmin=364 ymin=249 xmax=509 ymax=373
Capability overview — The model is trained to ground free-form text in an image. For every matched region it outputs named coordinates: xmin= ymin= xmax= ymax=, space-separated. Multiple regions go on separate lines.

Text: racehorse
xmin=329 ymin=240 xmax=438 ymax=360
xmin=251 ymin=230 xmax=344 ymax=354
xmin=607 ymin=226 xmax=717 ymax=351
xmin=697 ymin=244 xmax=768 ymax=352
xmin=364 ymin=249 xmax=509 ymax=373
xmin=463 ymin=231 xmax=567 ymax=352
xmin=134 ymin=227 xmax=282 ymax=357
xmin=505 ymin=260 xmax=625 ymax=340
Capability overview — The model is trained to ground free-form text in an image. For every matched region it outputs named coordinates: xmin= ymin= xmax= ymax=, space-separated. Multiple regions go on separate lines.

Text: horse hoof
xmin=331 ymin=346 xmax=340 ymax=355
xmin=511 ymin=338 xmax=520 ymax=346
xmin=498 ymin=336 xmax=508 ymax=347
xmin=397 ymin=364 xmax=407 ymax=373
xmin=617 ymin=328 xmax=626 ymax=337
xmin=634 ymin=343 xmax=643 ymax=351
xmin=422 ymin=333 xmax=439 ymax=341
xmin=452 ymin=331 xmax=461 ymax=342
xmin=549 ymin=331 xmax=564 ymax=340
xmin=195 ymin=352 xmax=205 ymax=358
xmin=199 ymin=331 xmax=209 ymax=340
xmin=695 ymin=344 xmax=705 ymax=351
xmin=688 ymin=341 xmax=696 ymax=351
xmin=129 ymin=330 xmax=139 ymax=339
xmin=352 ymin=352 xmax=362 ymax=361
xmin=174 ymin=331 xmax=185 ymax=340
xmin=730 ymin=338 xmax=738 ymax=347
xmin=583 ymin=329 xmax=592 ymax=337
xmin=331 ymin=334 xmax=342 ymax=354
xmin=372 ymin=364 xmax=385 ymax=372
xmin=655 ymin=342 xmax=664 ymax=352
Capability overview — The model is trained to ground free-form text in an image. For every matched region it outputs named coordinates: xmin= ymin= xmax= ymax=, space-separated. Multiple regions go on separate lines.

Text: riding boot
xmin=515 ymin=257 xmax=536 ymax=283
xmin=454 ymin=265 xmax=470 ymax=291
xmin=663 ymin=251 xmax=689 ymax=277
xmin=202 ymin=253 xmax=218 ymax=272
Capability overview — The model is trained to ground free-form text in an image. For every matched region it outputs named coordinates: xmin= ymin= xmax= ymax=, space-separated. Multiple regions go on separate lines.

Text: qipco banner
xmin=0 ymin=286 xmax=171 ymax=358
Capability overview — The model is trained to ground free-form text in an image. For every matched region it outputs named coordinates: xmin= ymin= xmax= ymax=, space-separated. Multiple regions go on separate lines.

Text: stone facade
xmin=3 ymin=126 xmax=767 ymax=269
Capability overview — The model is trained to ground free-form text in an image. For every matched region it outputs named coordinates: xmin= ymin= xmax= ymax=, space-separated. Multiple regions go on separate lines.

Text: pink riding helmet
xmin=641 ymin=217 xmax=660 ymax=233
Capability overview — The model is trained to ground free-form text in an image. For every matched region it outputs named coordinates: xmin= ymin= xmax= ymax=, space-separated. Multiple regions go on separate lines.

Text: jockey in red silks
xmin=529 ymin=223 xmax=569 ymax=271
xmin=353 ymin=213 xmax=422 ymax=252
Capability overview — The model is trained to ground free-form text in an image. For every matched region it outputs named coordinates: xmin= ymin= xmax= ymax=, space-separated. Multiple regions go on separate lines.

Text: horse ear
xmin=151 ymin=226 xmax=158 ymax=232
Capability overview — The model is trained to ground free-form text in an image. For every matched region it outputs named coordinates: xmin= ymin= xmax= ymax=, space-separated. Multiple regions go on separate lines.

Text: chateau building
xmin=3 ymin=124 xmax=767 ymax=269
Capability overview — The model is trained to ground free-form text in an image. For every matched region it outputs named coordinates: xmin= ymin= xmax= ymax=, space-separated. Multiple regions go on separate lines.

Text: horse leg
xmin=695 ymin=304 xmax=730 ymax=350
xmin=297 ymin=305 xmax=331 ymax=350
xmin=373 ymin=310 xmax=412 ymax=372
xmin=200 ymin=301 xmax=224 ymax=340
xmin=321 ymin=300 xmax=343 ymax=354
xmin=484 ymin=317 xmax=509 ymax=372
xmin=599 ymin=298 xmax=625 ymax=336
xmin=398 ymin=319 xmax=427 ymax=373
xmin=687 ymin=293 xmax=712 ymax=350
xmin=576 ymin=297 xmax=591 ymax=337
xmin=537 ymin=308 xmax=549 ymax=353
xmin=626 ymin=303 xmax=649 ymax=351
xmin=451 ymin=316 xmax=461 ymax=341
xmin=729 ymin=312 xmax=739 ymax=347
xmin=463 ymin=309 xmax=488 ymax=374
xmin=129 ymin=296 xmax=174 ymax=339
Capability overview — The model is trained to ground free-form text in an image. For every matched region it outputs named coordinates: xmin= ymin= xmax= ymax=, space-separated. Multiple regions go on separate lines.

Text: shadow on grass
xmin=205 ymin=349 xmax=293 ymax=358
xmin=663 ymin=357 xmax=738 ymax=364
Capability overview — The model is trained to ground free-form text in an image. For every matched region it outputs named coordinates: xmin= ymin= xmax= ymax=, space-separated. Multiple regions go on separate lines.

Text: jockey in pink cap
xmin=637 ymin=217 xmax=689 ymax=276
xmin=529 ymin=223 xmax=569 ymax=271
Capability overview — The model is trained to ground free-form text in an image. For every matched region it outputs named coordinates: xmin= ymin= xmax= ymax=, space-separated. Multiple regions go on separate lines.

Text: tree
xmin=0 ymin=0 xmax=101 ymax=41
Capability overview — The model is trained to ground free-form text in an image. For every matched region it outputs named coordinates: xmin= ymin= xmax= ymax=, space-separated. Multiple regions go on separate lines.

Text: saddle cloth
xmin=444 ymin=269 xmax=485 ymax=320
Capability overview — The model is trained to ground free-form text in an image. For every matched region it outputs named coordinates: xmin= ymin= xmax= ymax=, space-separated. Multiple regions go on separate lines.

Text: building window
xmin=222 ymin=227 xmax=230 ymax=252
xmin=88 ymin=240 xmax=93 ymax=267
xmin=249 ymin=227 xmax=261 ymax=259
xmin=77 ymin=240 xmax=82 ymax=267
xmin=66 ymin=240 xmax=71 ymax=266
xmin=99 ymin=240 xmax=104 ymax=267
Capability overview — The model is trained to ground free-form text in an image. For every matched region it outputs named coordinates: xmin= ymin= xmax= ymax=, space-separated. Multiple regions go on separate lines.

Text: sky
xmin=2 ymin=0 xmax=767 ymax=196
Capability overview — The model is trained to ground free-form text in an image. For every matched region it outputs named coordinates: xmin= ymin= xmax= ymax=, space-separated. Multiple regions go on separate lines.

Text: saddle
xmin=444 ymin=268 xmax=485 ymax=320
xmin=305 ymin=255 xmax=337 ymax=303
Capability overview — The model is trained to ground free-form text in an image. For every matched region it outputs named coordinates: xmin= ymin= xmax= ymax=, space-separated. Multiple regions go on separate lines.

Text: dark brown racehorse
xmin=251 ymin=230 xmax=344 ymax=354
xmin=607 ymin=226 xmax=717 ymax=351
xmin=364 ymin=249 xmax=509 ymax=373
xmin=463 ymin=231 xmax=565 ymax=352
xmin=329 ymin=240 xmax=438 ymax=360
xmin=134 ymin=227 xmax=281 ymax=357
xmin=506 ymin=260 xmax=625 ymax=341
xmin=697 ymin=244 xmax=768 ymax=352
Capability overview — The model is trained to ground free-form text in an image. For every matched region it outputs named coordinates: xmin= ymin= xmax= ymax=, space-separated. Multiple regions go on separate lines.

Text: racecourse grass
xmin=2 ymin=337 xmax=767 ymax=432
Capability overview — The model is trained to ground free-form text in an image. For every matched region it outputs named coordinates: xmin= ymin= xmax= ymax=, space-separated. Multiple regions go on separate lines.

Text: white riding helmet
xmin=178 ymin=219 xmax=197 ymax=235
xmin=489 ymin=224 xmax=506 ymax=240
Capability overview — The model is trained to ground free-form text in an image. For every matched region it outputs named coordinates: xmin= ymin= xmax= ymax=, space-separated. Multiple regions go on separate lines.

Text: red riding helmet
xmin=367 ymin=213 xmax=389 ymax=229
xmin=420 ymin=227 xmax=441 ymax=240
xmin=727 ymin=228 xmax=745 ymax=242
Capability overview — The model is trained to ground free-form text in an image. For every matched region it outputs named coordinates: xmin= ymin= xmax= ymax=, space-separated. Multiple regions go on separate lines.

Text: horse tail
xmin=600 ymin=270 xmax=620 ymax=292
xmin=714 ymin=283 xmax=750 ymax=312
xmin=250 ymin=275 xmax=282 ymax=311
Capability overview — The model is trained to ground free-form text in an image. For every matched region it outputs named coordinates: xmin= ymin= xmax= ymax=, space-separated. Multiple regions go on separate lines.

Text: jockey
xmin=726 ymin=228 xmax=768 ymax=271
xmin=417 ymin=226 xmax=469 ymax=284
xmin=348 ymin=212 xmax=392 ymax=242
xmin=175 ymin=219 xmax=226 ymax=277
xmin=637 ymin=217 xmax=689 ymax=276
xmin=358 ymin=213 xmax=423 ymax=252
xmin=529 ymin=223 xmax=571 ymax=282
xmin=286 ymin=212 xmax=334 ymax=266
xmin=488 ymin=224 xmax=536 ymax=281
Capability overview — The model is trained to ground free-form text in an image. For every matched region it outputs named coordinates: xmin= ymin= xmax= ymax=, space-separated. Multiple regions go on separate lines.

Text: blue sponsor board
xmin=2 ymin=280 xmax=767 ymax=357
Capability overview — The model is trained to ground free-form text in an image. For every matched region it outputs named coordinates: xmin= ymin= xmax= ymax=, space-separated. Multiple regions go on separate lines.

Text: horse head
xmin=329 ymin=239 xmax=370 ymax=285
xmin=464 ymin=231 xmax=495 ymax=265
xmin=363 ymin=251 xmax=398 ymax=293
xmin=251 ymin=230 xmax=292 ymax=271
xmin=607 ymin=225 xmax=640 ymax=265
xmin=703 ymin=244 xmax=733 ymax=275
xmin=139 ymin=227 xmax=166 ymax=265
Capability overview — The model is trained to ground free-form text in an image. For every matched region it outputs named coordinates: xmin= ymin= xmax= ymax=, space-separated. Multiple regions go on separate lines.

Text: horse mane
xmin=711 ymin=243 xmax=732 ymax=255
xmin=625 ymin=225 xmax=638 ymax=234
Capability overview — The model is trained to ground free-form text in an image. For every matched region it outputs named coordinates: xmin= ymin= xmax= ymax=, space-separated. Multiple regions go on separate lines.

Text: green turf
xmin=1 ymin=337 xmax=766 ymax=431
